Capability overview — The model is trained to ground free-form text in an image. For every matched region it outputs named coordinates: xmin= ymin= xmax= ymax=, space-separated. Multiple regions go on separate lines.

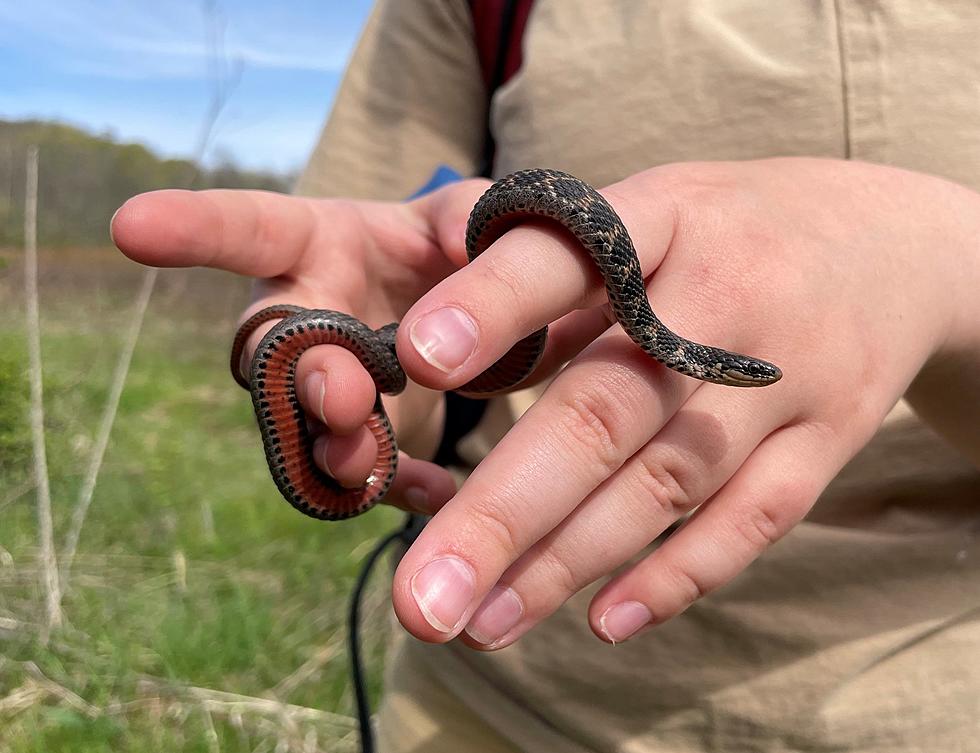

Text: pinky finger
xmin=588 ymin=423 xmax=847 ymax=643
xmin=383 ymin=452 xmax=457 ymax=516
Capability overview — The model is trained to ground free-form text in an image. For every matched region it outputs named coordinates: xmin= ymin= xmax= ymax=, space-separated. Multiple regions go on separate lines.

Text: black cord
xmin=349 ymin=513 xmax=427 ymax=753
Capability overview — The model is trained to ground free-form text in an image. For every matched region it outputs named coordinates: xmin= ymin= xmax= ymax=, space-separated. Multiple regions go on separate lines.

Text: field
xmin=0 ymin=246 xmax=399 ymax=752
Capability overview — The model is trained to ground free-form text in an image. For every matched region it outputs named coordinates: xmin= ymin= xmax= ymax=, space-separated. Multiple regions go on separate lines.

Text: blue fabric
xmin=407 ymin=165 xmax=463 ymax=200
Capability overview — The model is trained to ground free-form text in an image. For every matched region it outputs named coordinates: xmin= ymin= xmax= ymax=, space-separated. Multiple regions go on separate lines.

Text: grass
xmin=0 ymin=247 xmax=401 ymax=752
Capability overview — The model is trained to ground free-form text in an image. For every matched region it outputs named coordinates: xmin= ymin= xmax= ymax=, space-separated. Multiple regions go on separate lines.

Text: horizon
xmin=0 ymin=1 xmax=375 ymax=176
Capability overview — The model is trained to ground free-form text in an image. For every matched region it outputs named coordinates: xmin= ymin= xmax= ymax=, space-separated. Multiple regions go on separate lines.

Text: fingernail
xmin=404 ymin=486 xmax=430 ymax=513
xmin=465 ymin=586 xmax=523 ymax=646
xmin=314 ymin=436 xmax=335 ymax=477
xmin=303 ymin=372 xmax=328 ymax=425
xmin=599 ymin=601 xmax=652 ymax=644
xmin=315 ymin=436 xmax=363 ymax=489
xmin=409 ymin=307 xmax=478 ymax=373
xmin=411 ymin=556 xmax=476 ymax=634
xmin=109 ymin=204 xmax=124 ymax=243
xmin=239 ymin=349 xmax=252 ymax=384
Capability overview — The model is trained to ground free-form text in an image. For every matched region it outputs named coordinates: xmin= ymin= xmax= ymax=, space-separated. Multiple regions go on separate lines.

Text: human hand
xmin=111 ymin=183 xmax=491 ymax=512
xmin=388 ymin=158 xmax=980 ymax=648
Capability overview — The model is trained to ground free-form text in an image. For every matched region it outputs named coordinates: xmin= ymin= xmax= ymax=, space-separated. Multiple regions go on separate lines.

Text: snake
xmin=231 ymin=168 xmax=782 ymax=521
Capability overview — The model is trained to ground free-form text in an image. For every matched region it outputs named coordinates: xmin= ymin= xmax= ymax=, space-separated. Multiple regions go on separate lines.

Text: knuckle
xmin=729 ymin=502 xmax=786 ymax=551
xmin=480 ymin=251 xmax=538 ymax=321
xmin=255 ymin=196 xmax=304 ymax=258
xmin=536 ymin=546 xmax=583 ymax=599
xmin=253 ymin=202 xmax=282 ymax=258
xmin=464 ymin=493 xmax=525 ymax=558
xmin=660 ymin=162 xmax=739 ymax=212
xmin=555 ymin=388 xmax=628 ymax=474
xmin=632 ymin=453 xmax=697 ymax=520
xmin=662 ymin=562 xmax=709 ymax=610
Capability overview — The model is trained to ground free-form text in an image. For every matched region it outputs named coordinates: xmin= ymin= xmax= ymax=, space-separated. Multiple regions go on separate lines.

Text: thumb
xmin=411 ymin=178 xmax=493 ymax=268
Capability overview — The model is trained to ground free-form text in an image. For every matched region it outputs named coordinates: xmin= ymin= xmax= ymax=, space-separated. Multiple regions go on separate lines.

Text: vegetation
xmin=0 ymin=126 xmax=396 ymax=752
xmin=0 ymin=120 xmax=291 ymax=247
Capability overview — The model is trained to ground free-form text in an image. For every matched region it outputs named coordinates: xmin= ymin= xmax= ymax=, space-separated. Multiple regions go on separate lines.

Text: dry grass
xmin=0 ymin=247 xmax=400 ymax=752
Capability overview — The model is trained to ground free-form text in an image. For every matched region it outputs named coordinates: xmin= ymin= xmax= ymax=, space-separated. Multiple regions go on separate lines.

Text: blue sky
xmin=0 ymin=0 xmax=375 ymax=174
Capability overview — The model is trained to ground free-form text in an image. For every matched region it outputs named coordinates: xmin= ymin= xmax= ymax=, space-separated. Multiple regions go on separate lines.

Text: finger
xmin=588 ymin=422 xmax=846 ymax=643
xmin=311 ymin=428 xmax=378 ymax=489
xmin=410 ymin=178 xmax=494 ymax=269
xmin=112 ymin=189 xmax=319 ymax=277
xmin=295 ymin=346 xmax=379 ymax=434
xmin=308 ymin=430 xmax=456 ymax=513
xmin=310 ymin=431 xmax=456 ymax=511
xmin=390 ymin=330 xmax=697 ymax=643
xmin=232 ymin=304 xmax=379 ymax=430
xmin=383 ymin=452 xmax=458 ymax=515
xmin=396 ymin=181 xmax=676 ymax=389
xmin=459 ymin=382 xmax=791 ymax=649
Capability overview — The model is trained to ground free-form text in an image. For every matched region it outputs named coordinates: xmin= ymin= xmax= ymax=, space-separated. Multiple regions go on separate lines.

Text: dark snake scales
xmin=231 ymin=169 xmax=782 ymax=520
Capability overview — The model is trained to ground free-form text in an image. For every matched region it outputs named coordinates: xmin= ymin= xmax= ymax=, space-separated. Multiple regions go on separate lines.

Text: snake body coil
xmin=232 ymin=169 xmax=781 ymax=520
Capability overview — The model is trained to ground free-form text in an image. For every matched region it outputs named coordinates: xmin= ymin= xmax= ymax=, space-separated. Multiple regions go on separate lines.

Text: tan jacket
xmin=298 ymin=2 xmax=980 ymax=751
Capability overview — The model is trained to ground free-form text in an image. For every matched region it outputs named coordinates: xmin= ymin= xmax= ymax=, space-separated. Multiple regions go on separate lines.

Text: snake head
xmin=720 ymin=355 xmax=782 ymax=386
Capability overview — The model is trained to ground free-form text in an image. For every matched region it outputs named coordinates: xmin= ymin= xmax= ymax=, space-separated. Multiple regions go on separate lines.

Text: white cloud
xmin=0 ymin=0 xmax=359 ymax=80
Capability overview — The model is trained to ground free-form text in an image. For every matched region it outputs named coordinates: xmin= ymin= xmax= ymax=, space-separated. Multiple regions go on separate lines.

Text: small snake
xmin=231 ymin=168 xmax=781 ymax=520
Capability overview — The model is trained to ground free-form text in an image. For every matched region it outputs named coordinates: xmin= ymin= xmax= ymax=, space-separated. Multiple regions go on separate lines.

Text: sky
xmin=0 ymin=0 xmax=376 ymax=174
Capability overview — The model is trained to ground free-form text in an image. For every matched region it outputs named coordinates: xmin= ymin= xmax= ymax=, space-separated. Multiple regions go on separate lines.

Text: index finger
xmin=111 ymin=188 xmax=317 ymax=277
xmin=395 ymin=172 xmax=678 ymax=390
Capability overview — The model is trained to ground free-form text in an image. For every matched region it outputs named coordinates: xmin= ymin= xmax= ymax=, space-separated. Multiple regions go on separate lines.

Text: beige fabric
xmin=298 ymin=1 xmax=980 ymax=751
xmin=296 ymin=0 xmax=484 ymax=200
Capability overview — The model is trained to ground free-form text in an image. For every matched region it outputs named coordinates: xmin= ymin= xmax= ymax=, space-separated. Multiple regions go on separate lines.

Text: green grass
xmin=0 ymin=248 xmax=400 ymax=752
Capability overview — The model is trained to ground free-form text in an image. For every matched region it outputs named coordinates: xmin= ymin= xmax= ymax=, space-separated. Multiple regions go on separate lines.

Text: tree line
xmin=0 ymin=119 xmax=291 ymax=248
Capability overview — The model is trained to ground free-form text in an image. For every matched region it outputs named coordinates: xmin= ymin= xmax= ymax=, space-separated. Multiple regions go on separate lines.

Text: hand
xmin=111 ymin=182 xmax=492 ymax=512
xmin=387 ymin=158 xmax=980 ymax=648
